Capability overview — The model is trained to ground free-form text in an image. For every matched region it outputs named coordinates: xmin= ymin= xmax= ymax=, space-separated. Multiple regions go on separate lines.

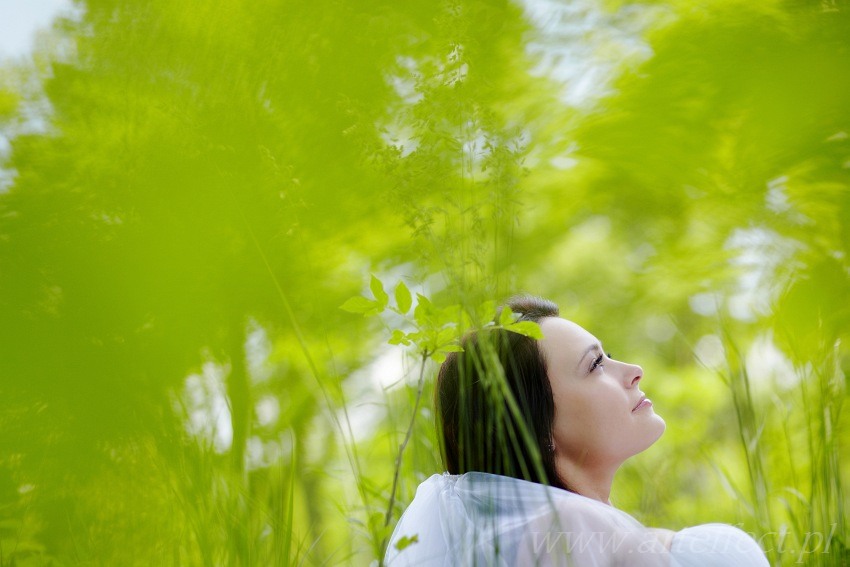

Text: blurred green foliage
xmin=0 ymin=0 xmax=848 ymax=565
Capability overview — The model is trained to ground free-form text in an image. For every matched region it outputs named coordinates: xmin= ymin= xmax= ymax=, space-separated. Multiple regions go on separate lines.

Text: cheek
xmin=552 ymin=389 xmax=612 ymax=445
xmin=552 ymin=385 xmax=629 ymax=453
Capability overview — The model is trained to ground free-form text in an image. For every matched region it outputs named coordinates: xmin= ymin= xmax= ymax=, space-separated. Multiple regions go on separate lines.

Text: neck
xmin=556 ymin=453 xmax=619 ymax=505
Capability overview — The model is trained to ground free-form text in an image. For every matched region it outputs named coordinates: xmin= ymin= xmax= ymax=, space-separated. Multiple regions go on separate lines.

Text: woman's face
xmin=539 ymin=317 xmax=666 ymax=468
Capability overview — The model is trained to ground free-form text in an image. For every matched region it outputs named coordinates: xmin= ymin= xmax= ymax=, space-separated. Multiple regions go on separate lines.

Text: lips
xmin=632 ymin=395 xmax=651 ymax=412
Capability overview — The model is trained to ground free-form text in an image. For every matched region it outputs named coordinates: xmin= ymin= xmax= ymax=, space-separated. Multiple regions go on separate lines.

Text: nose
xmin=625 ymin=363 xmax=643 ymax=388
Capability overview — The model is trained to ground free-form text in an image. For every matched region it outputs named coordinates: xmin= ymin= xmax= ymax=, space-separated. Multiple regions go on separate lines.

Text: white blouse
xmin=671 ymin=523 xmax=769 ymax=566
xmin=385 ymin=473 xmax=769 ymax=566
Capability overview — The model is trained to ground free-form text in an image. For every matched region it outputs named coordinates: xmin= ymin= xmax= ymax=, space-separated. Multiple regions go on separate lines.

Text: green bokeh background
xmin=0 ymin=0 xmax=848 ymax=565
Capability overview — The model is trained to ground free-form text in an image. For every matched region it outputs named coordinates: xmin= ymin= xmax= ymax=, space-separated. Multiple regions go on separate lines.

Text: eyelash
xmin=590 ymin=353 xmax=614 ymax=372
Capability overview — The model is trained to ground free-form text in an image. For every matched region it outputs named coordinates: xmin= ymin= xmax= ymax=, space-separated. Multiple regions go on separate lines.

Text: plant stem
xmin=379 ymin=350 xmax=429 ymax=566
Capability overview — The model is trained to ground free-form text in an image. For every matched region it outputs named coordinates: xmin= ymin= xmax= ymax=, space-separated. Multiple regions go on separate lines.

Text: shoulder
xmin=384 ymin=474 xmax=454 ymax=566
xmin=671 ymin=523 xmax=769 ymax=567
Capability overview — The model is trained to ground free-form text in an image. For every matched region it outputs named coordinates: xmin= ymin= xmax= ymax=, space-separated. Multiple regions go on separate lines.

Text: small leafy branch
xmin=340 ymin=276 xmax=542 ymax=563
xmin=341 ymin=274 xmax=466 ymax=363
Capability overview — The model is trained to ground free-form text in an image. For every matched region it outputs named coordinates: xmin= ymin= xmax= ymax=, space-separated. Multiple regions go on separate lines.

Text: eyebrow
xmin=576 ymin=343 xmax=603 ymax=370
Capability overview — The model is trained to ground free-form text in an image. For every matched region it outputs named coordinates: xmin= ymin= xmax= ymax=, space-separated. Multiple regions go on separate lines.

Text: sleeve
xmin=670 ymin=523 xmax=769 ymax=567
xmin=384 ymin=475 xmax=450 ymax=567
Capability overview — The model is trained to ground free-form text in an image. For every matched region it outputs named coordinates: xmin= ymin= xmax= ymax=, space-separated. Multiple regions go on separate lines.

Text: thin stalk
xmin=379 ymin=350 xmax=430 ymax=566
xmin=281 ymin=433 xmax=296 ymax=566
xmin=717 ymin=324 xmax=775 ymax=563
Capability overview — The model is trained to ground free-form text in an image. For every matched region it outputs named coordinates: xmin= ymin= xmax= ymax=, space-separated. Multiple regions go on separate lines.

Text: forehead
xmin=538 ymin=317 xmax=599 ymax=364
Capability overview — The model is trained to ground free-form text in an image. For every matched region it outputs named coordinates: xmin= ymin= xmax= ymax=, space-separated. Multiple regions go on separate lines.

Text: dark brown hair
xmin=435 ymin=295 xmax=568 ymax=490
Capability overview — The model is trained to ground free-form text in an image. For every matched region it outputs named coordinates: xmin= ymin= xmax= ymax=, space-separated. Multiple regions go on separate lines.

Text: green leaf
xmin=388 ymin=329 xmax=411 ymax=346
xmin=439 ymin=344 xmax=464 ymax=353
xmin=394 ymin=534 xmax=419 ymax=551
xmin=340 ymin=296 xmax=379 ymax=314
xmin=413 ymin=293 xmax=433 ymax=326
xmin=498 ymin=305 xmax=514 ymax=327
xmin=435 ymin=326 xmax=454 ymax=343
xmin=505 ymin=320 xmax=544 ymax=339
xmin=370 ymin=274 xmax=388 ymax=307
xmin=406 ymin=331 xmax=423 ymax=344
xmin=479 ymin=300 xmax=497 ymax=324
xmin=395 ymin=280 xmax=412 ymax=314
xmin=430 ymin=351 xmax=447 ymax=363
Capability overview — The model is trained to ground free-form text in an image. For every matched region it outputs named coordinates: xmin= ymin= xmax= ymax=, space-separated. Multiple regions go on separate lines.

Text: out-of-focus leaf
xmin=394 ymin=533 xmax=419 ymax=551
xmin=505 ymin=321 xmax=543 ymax=339
xmin=388 ymin=329 xmax=411 ymax=346
xmin=498 ymin=305 xmax=514 ymax=327
xmin=413 ymin=294 xmax=433 ymax=327
xmin=370 ymin=274 xmax=388 ymax=308
xmin=430 ymin=351 xmax=447 ymax=363
xmin=395 ymin=281 xmax=412 ymax=314
xmin=340 ymin=296 xmax=379 ymax=315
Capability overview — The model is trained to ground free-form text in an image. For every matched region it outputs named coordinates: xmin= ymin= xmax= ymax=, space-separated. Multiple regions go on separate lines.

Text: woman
xmin=384 ymin=295 xmax=769 ymax=566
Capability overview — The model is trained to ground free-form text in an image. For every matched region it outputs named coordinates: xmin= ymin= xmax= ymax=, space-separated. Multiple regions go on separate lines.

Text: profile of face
xmin=539 ymin=318 xmax=666 ymax=470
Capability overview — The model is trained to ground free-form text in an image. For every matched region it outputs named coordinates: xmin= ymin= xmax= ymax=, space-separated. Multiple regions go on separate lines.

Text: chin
xmin=623 ymin=420 xmax=667 ymax=460
xmin=648 ymin=415 xmax=666 ymax=444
